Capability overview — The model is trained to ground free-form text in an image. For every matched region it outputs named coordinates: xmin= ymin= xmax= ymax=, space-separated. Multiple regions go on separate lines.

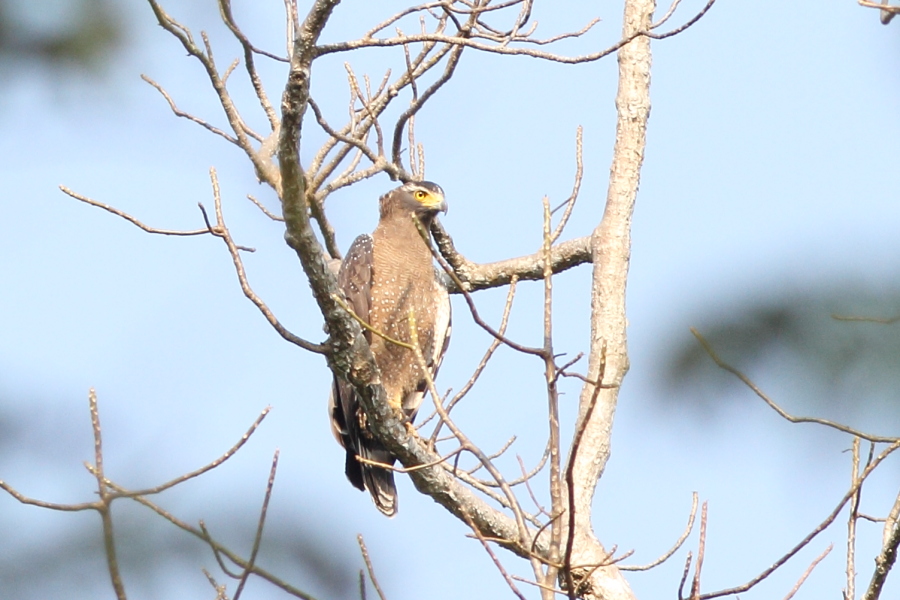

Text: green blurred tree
xmin=0 ymin=0 xmax=122 ymax=73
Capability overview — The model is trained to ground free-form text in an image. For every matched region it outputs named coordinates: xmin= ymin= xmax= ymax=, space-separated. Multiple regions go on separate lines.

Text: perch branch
xmin=431 ymin=223 xmax=592 ymax=293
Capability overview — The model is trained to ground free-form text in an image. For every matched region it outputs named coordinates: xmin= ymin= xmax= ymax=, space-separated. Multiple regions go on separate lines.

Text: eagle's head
xmin=381 ymin=180 xmax=447 ymax=219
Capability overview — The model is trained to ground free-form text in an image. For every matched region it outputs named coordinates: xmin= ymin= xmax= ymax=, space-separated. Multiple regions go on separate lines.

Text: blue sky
xmin=2 ymin=1 xmax=900 ymax=599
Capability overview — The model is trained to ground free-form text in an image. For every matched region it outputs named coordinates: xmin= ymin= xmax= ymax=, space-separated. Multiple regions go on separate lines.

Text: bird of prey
xmin=329 ymin=181 xmax=452 ymax=516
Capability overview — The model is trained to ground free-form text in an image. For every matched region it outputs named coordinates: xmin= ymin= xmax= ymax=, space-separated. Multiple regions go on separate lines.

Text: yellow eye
xmin=415 ymin=190 xmax=427 ymax=200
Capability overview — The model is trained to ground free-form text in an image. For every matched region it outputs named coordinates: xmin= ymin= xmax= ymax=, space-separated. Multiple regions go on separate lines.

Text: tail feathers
xmin=344 ymin=449 xmax=366 ymax=492
xmin=351 ymin=444 xmax=397 ymax=517
xmin=363 ymin=462 xmax=398 ymax=517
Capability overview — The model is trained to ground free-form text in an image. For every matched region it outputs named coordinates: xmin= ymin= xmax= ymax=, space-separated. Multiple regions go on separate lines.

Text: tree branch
xmin=863 ymin=484 xmax=900 ymax=599
xmin=146 ymin=0 xmax=281 ymax=190
xmin=431 ymin=222 xmax=592 ymax=293
xmin=564 ymin=0 xmax=655 ymax=598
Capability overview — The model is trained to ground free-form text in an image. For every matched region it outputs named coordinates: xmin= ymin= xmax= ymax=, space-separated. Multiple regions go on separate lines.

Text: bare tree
xmin=4 ymin=1 xmax=900 ymax=600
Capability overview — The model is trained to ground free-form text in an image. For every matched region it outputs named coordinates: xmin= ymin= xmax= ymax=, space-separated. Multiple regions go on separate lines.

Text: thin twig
xmin=221 ymin=58 xmax=240 ymax=85
xmin=860 ymin=514 xmax=887 ymax=523
xmin=549 ymin=127 xmax=583 ymax=244
xmin=196 ymin=203 xmax=255 ymax=253
xmin=570 ymin=547 xmax=636 ymax=586
xmin=217 ymin=0 xmax=284 ymax=128
xmin=858 ymin=0 xmax=900 ymax=24
xmin=783 ymin=545 xmax=832 ymax=600
xmin=141 ymin=74 xmax=241 ymax=146
xmin=563 ymin=342 xmax=606 ymax=595
xmin=651 ymin=0 xmax=684 ymax=29
xmin=233 ymin=450 xmax=279 ymax=600
xmin=358 ymin=535 xmax=388 ymax=600
xmin=541 ymin=195 xmax=565 ymax=599
xmin=205 ymin=169 xmax=326 ymax=353
xmin=531 ymin=512 xmax=565 ymax=560
xmin=700 ymin=441 xmax=900 ymax=599
xmin=331 ymin=293 xmax=415 ymax=350
xmin=247 ymin=195 xmax=285 ymax=221
xmin=512 ymin=575 xmax=569 ymax=597
xmin=621 ymin=492 xmax=699 ymax=571
xmin=690 ymin=503 xmax=708 ymax=600
xmin=847 ymin=438 xmax=861 ymax=600
xmin=319 ymin=0 xmax=717 ymax=61
xmin=147 ymin=0 xmax=280 ymax=188
xmin=646 ymin=0 xmax=717 ymax=40
xmin=110 ymin=408 xmax=270 ymax=499
xmin=86 ymin=390 xmax=128 ymax=600
xmin=692 ymin=328 xmax=900 ymax=443
xmin=426 ymin=276 xmax=517 ymax=443
xmin=443 ymin=465 xmax=544 ymax=528
xmin=391 ymin=13 xmax=469 ymax=169
xmin=417 ymin=218 xmax=545 ymax=356
xmin=400 ymin=36 xmax=420 ymax=178
xmin=407 ymin=310 xmax=535 ymax=559
xmin=356 ymin=446 xmax=464 ymax=473
xmin=460 ymin=509 xmax=528 ymax=600
xmin=121 ymin=488 xmax=318 ymax=599
xmin=518 ymin=455 xmax=549 ymax=516
xmin=60 ymin=186 xmax=211 ymax=237
xmin=12 ymin=386 xmax=314 ymax=599
xmin=832 ymin=313 xmax=900 ymax=324
xmin=201 ymin=520 xmax=243 ymax=579
xmin=678 ymin=552 xmax=693 ymax=600
xmin=0 ymin=481 xmax=99 ymax=511
xmin=203 ymin=569 xmax=230 ymax=600
xmin=464 ymin=436 xmax=519 ymax=475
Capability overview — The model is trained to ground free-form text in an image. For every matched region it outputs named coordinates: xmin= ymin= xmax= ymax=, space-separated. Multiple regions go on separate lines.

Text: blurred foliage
xmin=0 ymin=0 xmax=123 ymax=74
xmin=661 ymin=284 xmax=900 ymax=423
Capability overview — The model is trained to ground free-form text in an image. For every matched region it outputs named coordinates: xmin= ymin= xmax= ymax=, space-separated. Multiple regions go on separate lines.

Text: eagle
xmin=329 ymin=181 xmax=452 ymax=516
